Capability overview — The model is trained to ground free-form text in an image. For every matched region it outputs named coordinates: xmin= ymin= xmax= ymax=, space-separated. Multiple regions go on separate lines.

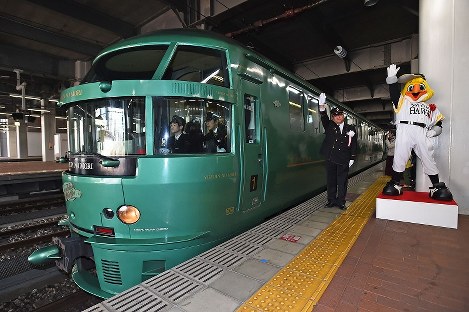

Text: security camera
xmin=12 ymin=112 xmax=24 ymax=122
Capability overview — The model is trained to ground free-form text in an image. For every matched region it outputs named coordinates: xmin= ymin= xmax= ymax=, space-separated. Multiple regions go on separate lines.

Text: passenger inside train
xmin=167 ymin=115 xmax=189 ymax=154
xmin=204 ymin=112 xmax=227 ymax=153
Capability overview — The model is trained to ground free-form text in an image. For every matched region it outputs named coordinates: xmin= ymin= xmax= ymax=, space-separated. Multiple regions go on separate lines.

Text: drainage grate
xmin=198 ymin=248 xmax=247 ymax=268
xmin=281 ymin=208 xmax=316 ymax=220
xmin=250 ymin=225 xmax=284 ymax=237
xmin=101 ymin=259 xmax=122 ymax=285
xmin=217 ymin=239 xmax=263 ymax=255
xmin=261 ymin=217 xmax=297 ymax=230
xmin=143 ymin=270 xmax=204 ymax=303
xmin=105 ymin=286 xmax=169 ymax=312
xmin=235 ymin=231 xmax=273 ymax=245
xmin=173 ymin=258 xmax=223 ymax=284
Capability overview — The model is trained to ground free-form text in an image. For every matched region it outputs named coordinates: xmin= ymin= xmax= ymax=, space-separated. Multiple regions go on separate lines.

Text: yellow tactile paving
xmin=237 ymin=176 xmax=389 ymax=312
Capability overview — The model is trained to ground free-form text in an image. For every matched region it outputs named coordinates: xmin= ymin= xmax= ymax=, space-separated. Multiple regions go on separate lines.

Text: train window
xmin=244 ymin=94 xmax=258 ymax=143
xmin=162 ymin=46 xmax=230 ymax=88
xmin=68 ymin=97 xmax=146 ymax=156
xmin=82 ymin=46 xmax=169 ymax=83
xmin=152 ymin=97 xmax=231 ymax=154
xmin=307 ymin=96 xmax=320 ymax=133
xmin=288 ymin=87 xmax=304 ymax=131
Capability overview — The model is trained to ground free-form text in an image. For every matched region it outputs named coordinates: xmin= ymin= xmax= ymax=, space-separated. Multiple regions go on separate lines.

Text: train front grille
xmin=101 ymin=259 xmax=122 ymax=285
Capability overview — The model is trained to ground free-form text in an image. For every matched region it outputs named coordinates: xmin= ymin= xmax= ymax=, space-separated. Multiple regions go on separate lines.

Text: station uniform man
xmin=382 ymin=64 xmax=453 ymax=201
xmin=167 ymin=115 xmax=189 ymax=153
xmin=319 ymin=93 xmax=357 ymax=209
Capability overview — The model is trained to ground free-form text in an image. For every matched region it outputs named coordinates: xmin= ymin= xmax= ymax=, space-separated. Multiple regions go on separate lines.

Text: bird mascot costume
xmin=382 ymin=64 xmax=453 ymax=201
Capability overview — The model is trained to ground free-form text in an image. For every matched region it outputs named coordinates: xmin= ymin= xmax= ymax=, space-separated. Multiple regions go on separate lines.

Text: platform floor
xmin=315 ymin=212 xmax=469 ymax=312
xmin=82 ymin=164 xmax=468 ymax=312
xmin=0 ymin=160 xmax=68 ymax=175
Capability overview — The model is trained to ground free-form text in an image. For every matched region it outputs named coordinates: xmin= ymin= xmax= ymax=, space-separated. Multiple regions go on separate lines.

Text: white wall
xmin=27 ymin=132 xmax=41 ymax=157
xmin=420 ymin=0 xmax=469 ymax=213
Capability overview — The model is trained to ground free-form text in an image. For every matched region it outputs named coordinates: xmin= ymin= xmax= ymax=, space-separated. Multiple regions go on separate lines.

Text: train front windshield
xmin=68 ymin=97 xmax=146 ymax=157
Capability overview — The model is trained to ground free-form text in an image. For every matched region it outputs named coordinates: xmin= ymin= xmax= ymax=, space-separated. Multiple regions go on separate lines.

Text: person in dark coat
xmin=204 ymin=112 xmax=227 ymax=153
xmin=384 ymin=131 xmax=395 ymax=176
xmin=185 ymin=120 xmax=204 ymax=153
xmin=167 ymin=115 xmax=189 ymax=153
xmin=319 ymin=93 xmax=357 ymax=209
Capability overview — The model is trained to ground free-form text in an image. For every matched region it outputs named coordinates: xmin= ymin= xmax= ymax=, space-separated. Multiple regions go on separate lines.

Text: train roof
xmin=94 ymin=29 xmax=382 ymax=131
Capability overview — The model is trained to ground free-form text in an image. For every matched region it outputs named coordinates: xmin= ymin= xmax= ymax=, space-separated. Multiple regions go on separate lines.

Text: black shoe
xmin=325 ymin=202 xmax=335 ymax=208
xmin=338 ymin=204 xmax=346 ymax=210
xmin=382 ymin=181 xmax=403 ymax=196
xmin=429 ymin=182 xmax=453 ymax=201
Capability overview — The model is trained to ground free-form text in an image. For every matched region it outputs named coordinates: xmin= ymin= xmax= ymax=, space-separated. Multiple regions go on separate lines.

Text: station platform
xmin=0 ymin=160 xmax=67 ymax=201
xmin=79 ymin=164 xmax=467 ymax=312
xmin=0 ymin=160 xmax=68 ymax=176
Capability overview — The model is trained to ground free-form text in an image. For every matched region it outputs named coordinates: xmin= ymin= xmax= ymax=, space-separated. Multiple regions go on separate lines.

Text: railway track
xmin=0 ymin=229 xmax=69 ymax=252
xmin=0 ymin=195 xmax=65 ymax=216
xmin=33 ymin=289 xmax=101 ymax=312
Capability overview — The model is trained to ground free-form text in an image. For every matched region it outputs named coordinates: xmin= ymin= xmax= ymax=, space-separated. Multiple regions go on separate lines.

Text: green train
xmin=29 ymin=29 xmax=384 ymax=298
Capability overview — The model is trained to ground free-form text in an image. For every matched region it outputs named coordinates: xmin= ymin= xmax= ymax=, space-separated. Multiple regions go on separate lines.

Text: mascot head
xmin=398 ymin=74 xmax=434 ymax=102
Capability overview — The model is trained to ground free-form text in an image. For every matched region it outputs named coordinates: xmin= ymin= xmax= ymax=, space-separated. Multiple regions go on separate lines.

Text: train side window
xmin=152 ymin=97 xmax=231 ymax=154
xmin=288 ymin=87 xmax=304 ymax=131
xmin=162 ymin=46 xmax=230 ymax=88
xmin=307 ymin=96 xmax=320 ymax=133
xmin=244 ymin=94 xmax=257 ymax=143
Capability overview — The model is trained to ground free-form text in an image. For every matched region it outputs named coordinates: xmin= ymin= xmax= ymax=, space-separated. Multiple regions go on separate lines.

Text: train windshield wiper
xmin=90 ymin=153 xmax=120 ymax=168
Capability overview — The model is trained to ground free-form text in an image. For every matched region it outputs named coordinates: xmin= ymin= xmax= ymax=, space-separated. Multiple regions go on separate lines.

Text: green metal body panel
xmin=32 ymin=29 xmax=384 ymax=297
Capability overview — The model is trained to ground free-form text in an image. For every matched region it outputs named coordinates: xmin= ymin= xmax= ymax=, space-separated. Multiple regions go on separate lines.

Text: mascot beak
xmin=405 ymin=82 xmax=427 ymax=101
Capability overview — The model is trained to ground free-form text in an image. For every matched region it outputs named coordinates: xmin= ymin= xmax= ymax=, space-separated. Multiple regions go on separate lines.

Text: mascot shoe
xmin=383 ymin=181 xmax=403 ymax=196
xmin=429 ymin=182 xmax=453 ymax=201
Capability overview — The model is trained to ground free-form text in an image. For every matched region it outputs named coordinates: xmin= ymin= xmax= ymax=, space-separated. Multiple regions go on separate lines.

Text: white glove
xmin=386 ymin=64 xmax=400 ymax=84
xmin=426 ymin=125 xmax=442 ymax=138
xmin=319 ymin=93 xmax=326 ymax=105
xmin=349 ymin=160 xmax=354 ymax=167
xmin=319 ymin=93 xmax=326 ymax=111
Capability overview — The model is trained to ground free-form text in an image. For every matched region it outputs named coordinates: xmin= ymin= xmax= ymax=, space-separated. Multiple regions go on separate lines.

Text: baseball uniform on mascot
xmin=382 ymin=64 xmax=453 ymax=201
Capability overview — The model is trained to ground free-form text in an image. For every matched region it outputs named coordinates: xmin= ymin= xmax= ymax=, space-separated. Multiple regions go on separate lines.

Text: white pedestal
xmin=376 ymin=191 xmax=458 ymax=229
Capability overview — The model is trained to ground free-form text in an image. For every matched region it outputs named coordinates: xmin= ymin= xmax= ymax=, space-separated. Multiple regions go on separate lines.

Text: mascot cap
xmin=398 ymin=73 xmax=426 ymax=84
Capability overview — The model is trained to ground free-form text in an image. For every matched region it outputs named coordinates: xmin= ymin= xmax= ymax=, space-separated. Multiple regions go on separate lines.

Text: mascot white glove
xmin=319 ymin=93 xmax=327 ymax=111
xmin=349 ymin=160 xmax=354 ymax=167
xmin=386 ymin=64 xmax=400 ymax=84
xmin=426 ymin=125 xmax=442 ymax=138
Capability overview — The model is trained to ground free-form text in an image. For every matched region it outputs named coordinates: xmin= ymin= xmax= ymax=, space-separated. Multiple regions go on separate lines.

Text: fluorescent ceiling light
xmin=27 ymin=108 xmax=51 ymax=113
xmin=10 ymin=94 xmax=41 ymax=101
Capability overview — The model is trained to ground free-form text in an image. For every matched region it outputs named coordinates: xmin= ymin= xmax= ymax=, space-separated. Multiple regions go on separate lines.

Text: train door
xmin=240 ymin=79 xmax=264 ymax=211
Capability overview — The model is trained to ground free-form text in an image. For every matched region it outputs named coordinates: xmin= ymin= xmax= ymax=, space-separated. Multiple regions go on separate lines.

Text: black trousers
xmin=326 ymin=160 xmax=350 ymax=205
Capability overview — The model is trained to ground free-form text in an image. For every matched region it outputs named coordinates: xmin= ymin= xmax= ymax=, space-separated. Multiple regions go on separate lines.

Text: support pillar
xmin=41 ymin=99 xmax=56 ymax=161
xmin=419 ymin=0 xmax=469 ymax=213
xmin=16 ymin=119 xmax=28 ymax=159
xmin=6 ymin=118 xmax=17 ymax=158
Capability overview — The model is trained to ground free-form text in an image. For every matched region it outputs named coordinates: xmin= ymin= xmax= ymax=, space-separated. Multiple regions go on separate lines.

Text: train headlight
xmin=117 ymin=205 xmax=140 ymax=224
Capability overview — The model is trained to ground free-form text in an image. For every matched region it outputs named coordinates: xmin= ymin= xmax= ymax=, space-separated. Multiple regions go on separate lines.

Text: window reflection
xmin=162 ymin=46 xmax=229 ymax=88
xmin=68 ymin=97 xmax=146 ymax=156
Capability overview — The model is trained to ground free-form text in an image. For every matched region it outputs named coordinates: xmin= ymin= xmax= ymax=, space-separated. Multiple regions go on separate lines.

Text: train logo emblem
xmin=63 ymin=182 xmax=82 ymax=201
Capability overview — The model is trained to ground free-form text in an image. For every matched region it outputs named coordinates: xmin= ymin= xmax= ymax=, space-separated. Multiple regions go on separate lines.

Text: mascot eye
xmin=407 ymin=85 xmax=414 ymax=92
xmin=419 ymin=83 xmax=426 ymax=91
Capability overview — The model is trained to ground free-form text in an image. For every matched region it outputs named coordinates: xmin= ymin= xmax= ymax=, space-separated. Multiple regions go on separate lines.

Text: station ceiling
xmin=0 ymin=0 xmax=419 ymax=129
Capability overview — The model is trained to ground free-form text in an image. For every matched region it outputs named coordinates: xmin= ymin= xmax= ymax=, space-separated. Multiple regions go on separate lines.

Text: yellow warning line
xmin=237 ymin=176 xmax=389 ymax=312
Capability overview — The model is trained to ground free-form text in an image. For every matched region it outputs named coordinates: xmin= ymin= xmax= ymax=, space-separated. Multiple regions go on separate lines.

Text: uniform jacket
xmin=204 ymin=126 xmax=227 ymax=153
xmin=320 ymin=111 xmax=357 ymax=165
xmin=167 ymin=133 xmax=190 ymax=153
